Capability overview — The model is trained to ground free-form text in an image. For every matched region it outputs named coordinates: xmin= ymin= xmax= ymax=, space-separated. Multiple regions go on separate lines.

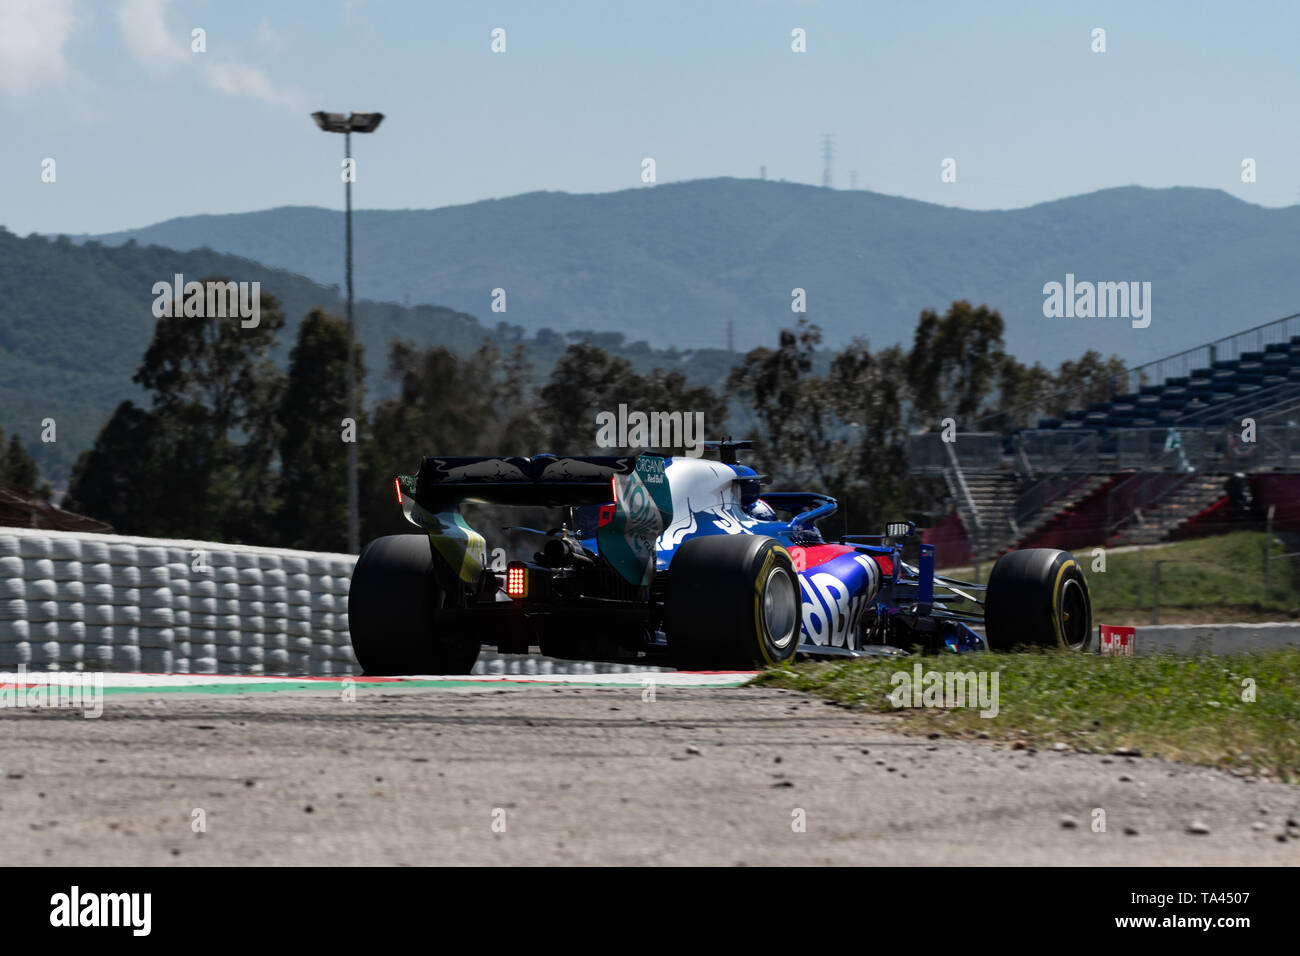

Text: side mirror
xmin=885 ymin=521 xmax=915 ymax=539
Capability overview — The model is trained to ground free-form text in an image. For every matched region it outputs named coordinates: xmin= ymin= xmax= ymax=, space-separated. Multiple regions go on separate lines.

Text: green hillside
xmin=0 ymin=230 xmax=734 ymax=484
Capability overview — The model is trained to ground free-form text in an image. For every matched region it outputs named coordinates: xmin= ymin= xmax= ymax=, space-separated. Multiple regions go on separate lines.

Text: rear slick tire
xmin=348 ymin=534 xmax=481 ymax=675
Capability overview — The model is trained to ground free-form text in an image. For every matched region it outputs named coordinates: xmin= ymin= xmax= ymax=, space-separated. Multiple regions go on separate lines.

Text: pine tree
xmin=278 ymin=309 xmax=363 ymax=551
xmin=0 ymin=430 xmax=51 ymax=502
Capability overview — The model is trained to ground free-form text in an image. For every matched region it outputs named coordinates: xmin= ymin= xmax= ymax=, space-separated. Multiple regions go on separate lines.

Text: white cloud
xmin=115 ymin=0 xmax=186 ymax=67
xmin=0 ymin=0 xmax=82 ymax=96
xmin=206 ymin=61 xmax=302 ymax=110
xmin=115 ymin=0 xmax=302 ymax=109
xmin=253 ymin=16 xmax=286 ymax=53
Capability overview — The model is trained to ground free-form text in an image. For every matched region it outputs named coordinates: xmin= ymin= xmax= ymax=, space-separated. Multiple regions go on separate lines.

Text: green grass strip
xmin=752 ymin=648 xmax=1300 ymax=782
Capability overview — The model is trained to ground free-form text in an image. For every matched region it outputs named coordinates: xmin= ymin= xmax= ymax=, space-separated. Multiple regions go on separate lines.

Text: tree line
xmin=0 ymin=428 xmax=48 ymax=503
xmin=47 ymin=282 xmax=1123 ymax=550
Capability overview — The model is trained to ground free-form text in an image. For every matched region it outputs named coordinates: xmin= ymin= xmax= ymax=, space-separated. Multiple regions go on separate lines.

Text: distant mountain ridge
xmin=80 ymin=178 xmax=1300 ymax=365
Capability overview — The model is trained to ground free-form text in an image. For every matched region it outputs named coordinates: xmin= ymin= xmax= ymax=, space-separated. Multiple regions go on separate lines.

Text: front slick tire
xmin=347 ymin=534 xmax=481 ymax=675
xmin=984 ymin=548 xmax=1092 ymax=651
xmin=666 ymin=534 xmax=801 ymax=670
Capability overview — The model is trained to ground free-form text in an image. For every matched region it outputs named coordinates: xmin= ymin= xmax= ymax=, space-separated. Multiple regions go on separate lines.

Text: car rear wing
xmin=412 ymin=455 xmax=636 ymax=510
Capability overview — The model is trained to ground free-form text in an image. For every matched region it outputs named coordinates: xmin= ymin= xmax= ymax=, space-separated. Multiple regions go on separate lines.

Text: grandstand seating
xmin=1033 ymin=335 xmax=1300 ymax=445
xmin=920 ymin=318 xmax=1300 ymax=564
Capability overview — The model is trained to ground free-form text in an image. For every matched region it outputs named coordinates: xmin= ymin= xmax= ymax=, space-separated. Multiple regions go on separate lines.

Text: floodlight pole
xmin=344 ymin=128 xmax=358 ymax=555
xmin=312 ymin=111 xmax=383 ymax=554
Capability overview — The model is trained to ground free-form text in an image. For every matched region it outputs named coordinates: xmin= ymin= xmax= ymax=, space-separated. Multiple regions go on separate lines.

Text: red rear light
xmin=597 ymin=477 xmax=618 ymax=528
xmin=394 ymin=478 xmax=402 ymax=504
xmin=506 ymin=562 xmax=528 ymax=598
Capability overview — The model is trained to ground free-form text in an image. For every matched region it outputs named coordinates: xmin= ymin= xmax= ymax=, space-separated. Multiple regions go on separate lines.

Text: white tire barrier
xmin=0 ymin=529 xmax=357 ymax=677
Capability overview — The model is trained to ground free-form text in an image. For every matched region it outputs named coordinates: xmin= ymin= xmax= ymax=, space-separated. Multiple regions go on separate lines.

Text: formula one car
xmin=347 ymin=442 xmax=1092 ymax=674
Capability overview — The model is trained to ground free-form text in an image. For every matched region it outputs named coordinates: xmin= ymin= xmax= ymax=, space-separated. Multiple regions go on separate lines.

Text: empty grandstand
xmin=912 ymin=312 xmax=1300 ymax=567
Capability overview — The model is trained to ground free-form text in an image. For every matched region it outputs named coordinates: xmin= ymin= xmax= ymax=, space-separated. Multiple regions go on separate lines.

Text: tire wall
xmin=0 ymin=527 xmax=358 ymax=675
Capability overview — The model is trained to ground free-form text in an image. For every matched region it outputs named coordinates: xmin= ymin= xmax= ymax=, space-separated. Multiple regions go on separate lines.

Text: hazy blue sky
xmin=3 ymin=0 xmax=1296 ymax=235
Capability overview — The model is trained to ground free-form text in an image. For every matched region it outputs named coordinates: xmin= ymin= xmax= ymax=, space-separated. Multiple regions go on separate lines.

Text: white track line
xmin=0 ymin=671 xmax=756 ymax=688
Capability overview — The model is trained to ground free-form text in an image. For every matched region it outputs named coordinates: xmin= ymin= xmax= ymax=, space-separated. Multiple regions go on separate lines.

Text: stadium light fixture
xmin=311 ymin=111 xmax=385 ymax=134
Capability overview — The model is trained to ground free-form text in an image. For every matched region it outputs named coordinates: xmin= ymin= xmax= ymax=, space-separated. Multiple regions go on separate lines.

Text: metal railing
xmin=1114 ymin=426 xmax=1300 ymax=473
xmin=1123 ymin=312 xmax=1300 ymax=393
xmin=1178 ymin=380 xmax=1300 ymax=427
xmin=969 ymin=310 xmax=1300 ymax=432
xmin=1105 ymin=472 xmax=1197 ymax=542
xmin=1013 ymin=472 xmax=1102 ymax=531
xmin=1015 ymin=430 xmax=1101 ymax=473
xmin=944 ymin=440 xmax=981 ymax=531
xmin=1115 ymin=430 xmax=1198 ymax=471
xmin=913 ymin=424 xmax=1300 ymax=476
xmin=907 ymin=433 xmax=1004 ymax=476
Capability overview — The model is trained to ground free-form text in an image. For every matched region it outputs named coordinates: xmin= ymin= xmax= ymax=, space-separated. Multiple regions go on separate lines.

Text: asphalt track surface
xmin=2 ymin=675 xmax=1298 ymax=865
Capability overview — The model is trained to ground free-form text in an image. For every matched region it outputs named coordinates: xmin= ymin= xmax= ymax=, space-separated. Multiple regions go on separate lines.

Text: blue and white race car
xmin=347 ymin=442 xmax=1093 ymax=673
